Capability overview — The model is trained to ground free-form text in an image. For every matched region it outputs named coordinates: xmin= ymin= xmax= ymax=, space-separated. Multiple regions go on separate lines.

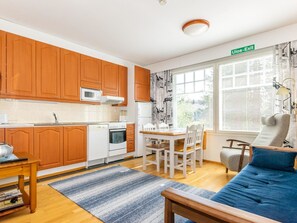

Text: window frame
xmin=171 ymin=47 xmax=274 ymax=134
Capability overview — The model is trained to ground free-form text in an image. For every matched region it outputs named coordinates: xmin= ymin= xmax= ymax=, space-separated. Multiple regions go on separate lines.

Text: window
xmin=173 ymin=67 xmax=214 ymax=129
xmin=219 ymin=54 xmax=274 ymax=132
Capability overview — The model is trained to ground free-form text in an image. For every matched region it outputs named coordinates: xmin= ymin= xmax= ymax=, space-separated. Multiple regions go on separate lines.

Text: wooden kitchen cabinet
xmin=63 ymin=126 xmax=87 ymax=165
xmin=118 ymin=65 xmax=128 ymax=106
xmin=36 ymin=42 xmax=61 ymax=99
xmin=126 ymin=123 xmax=135 ymax=153
xmin=61 ymin=49 xmax=80 ymax=101
xmin=6 ymin=33 xmax=36 ymax=97
xmin=34 ymin=127 xmax=63 ymax=170
xmin=0 ymin=128 xmax=4 ymax=143
xmin=5 ymin=127 xmax=34 ymax=154
xmin=0 ymin=31 xmax=6 ymax=94
xmin=81 ymin=55 xmax=102 ymax=90
xmin=134 ymin=66 xmax=150 ymax=102
xmin=102 ymin=60 xmax=119 ymax=96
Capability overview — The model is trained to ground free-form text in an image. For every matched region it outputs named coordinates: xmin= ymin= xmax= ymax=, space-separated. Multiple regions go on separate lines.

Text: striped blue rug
xmin=49 ymin=165 xmax=215 ymax=223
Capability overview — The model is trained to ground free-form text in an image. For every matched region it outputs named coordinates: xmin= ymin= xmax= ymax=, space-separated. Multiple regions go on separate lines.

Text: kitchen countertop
xmin=0 ymin=121 xmax=135 ymax=128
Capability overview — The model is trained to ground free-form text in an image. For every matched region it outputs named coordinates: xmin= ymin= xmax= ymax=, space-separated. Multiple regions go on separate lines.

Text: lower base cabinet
xmin=63 ymin=126 xmax=87 ymax=166
xmin=127 ymin=124 xmax=135 ymax=153
xmin=34 ymin=127 xmax=64 ymax=170
xmin=5 ymin=128 xmax=34 ymax=154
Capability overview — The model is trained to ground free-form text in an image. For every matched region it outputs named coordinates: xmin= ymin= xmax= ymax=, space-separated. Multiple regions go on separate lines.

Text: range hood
xmin=100 ymin=96 xmax=124 ymax=104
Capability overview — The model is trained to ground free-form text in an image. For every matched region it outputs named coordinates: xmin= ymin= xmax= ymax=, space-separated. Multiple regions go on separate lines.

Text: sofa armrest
xmin=161 ymin=188 xmax=280 ymax=223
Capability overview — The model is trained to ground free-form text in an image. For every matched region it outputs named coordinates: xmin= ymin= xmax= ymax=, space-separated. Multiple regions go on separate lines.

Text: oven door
xmin=109 ymin=129 xmax=127 ymax=151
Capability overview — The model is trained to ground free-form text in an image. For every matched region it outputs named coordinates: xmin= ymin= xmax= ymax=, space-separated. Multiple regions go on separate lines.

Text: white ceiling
xmin=0 ymin=0 xmax=297 ymax=66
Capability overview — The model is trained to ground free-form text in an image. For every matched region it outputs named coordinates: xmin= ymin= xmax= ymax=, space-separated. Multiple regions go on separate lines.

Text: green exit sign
xmin=231 ymin=44 xmax=255 ymax=55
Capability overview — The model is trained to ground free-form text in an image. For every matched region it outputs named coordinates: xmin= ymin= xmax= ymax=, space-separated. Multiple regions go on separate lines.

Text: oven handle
xmin=110 ymin=128 xmax=126 ymax=132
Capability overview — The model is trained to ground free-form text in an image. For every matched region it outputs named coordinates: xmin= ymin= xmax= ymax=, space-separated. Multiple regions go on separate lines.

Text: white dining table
xmin=140 ymin=128 xmax=186 ymax=178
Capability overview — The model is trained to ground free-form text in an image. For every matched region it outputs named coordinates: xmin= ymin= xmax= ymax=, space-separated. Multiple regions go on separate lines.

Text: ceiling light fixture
xmin=182 ymin=19 xmax=210 ymax=36
xmin=159 ymin=0 xmax=167 ymax=6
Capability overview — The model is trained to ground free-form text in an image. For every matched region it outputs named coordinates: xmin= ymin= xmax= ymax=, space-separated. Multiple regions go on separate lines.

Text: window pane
xmin=176 ymin=74 xmax=184 ymax=84
xmin=221 ymin=64 xmax=233 ymax=76
xmin=219 ymin=54 xmax=274 ymax=132
xmin=235 ymin=62 xmax=247 ymax=74
xmin=195 ymin=81 xmax=204 ymax=92
xmin=185 ymin=83 xmax=194 ymax=93
xmin=176 ymin=84 xmax=184 ymax=94
xmin=174 ymin=67 xmax=214 ymax=130
xmin=222 ymin=77 xmax=233 ymax=89
xmin=235 ymin=75 xmax=247 ymax=87
xmin=185 ymin=72 xmax=194 ymax=82
xmin=195 ymin=70 xmax=204 ymax=81
xmin=249 ymin=73 xmax=262 ymax=85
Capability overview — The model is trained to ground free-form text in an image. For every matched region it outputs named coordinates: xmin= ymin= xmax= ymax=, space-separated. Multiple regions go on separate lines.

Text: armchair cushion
xmin=250 ymin=147 xmax=297 ymax=172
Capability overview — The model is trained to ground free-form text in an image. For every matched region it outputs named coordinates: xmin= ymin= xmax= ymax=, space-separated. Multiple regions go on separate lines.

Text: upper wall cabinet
xmin=0 ymin=31 xmax=6 ymax=94
xmin=118 ymin=65 xmax=128 ymax=106
xmin=36 ymin=42 xmax=61 ymax=99
xmin=6 ymin=33 xmax=36 ymax=97
xmin=134 ymin=66 xmax=150 ymax=102
xmin=102 ymin=60 xmax=119 ymax=96
xmin=81 ymin=55 xmax=102 ymax=90
xmin=60 ymin=49 xmax=80 ymax=101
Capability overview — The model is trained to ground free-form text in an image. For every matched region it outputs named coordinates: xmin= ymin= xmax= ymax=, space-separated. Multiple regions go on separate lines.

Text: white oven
xmin=108 ymin=122 xmax=127 ymax=158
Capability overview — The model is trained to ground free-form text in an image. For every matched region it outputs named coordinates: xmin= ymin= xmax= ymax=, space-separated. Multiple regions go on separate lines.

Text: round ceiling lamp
xmin=182 ymin=19 xmax=210 ymax=36
xmin=159 ymin=0 xmax=167 ymax=6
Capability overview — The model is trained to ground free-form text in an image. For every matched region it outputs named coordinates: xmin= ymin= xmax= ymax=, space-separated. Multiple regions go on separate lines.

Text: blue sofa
xmin=162 ymin=146 xmax=297 ymax=223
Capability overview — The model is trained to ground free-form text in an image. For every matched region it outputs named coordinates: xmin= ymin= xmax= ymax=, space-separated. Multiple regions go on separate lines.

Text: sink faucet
xmin=53 ymin=112 xmax=58 ymax=123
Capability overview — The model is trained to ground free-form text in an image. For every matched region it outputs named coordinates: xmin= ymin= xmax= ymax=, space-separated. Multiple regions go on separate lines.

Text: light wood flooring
xmin=1 ymin=156 xmax=236 ymax=223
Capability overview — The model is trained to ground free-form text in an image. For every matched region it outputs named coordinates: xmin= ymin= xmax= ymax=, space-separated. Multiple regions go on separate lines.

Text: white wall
xmin=0 ymin=19 xmax=137 ymax=122
xmin=147 ymin=23 xmax=297 ymax=73
xmin=146 ymin=22 xmax=297 ymax=162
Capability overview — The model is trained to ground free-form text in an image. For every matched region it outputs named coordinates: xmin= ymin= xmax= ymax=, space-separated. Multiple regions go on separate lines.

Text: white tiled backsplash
xmin=0 ymin=99 xmax=120 ymax=123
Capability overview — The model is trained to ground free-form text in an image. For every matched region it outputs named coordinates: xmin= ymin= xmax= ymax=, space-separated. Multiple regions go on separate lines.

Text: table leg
xmin=18 ymin=175 xmax=24 ymax=192
xmin=169 ymin=139 xmax=175 ymax=178
xmin=29 ymin=163 xmax=37 ymax=213
xmin=143 ymin=135 xmax=147 ymax=170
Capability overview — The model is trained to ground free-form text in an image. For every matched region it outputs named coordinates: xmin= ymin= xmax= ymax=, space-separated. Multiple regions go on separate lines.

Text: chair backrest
xmin=158 ymin=122 xmax=169 ymax=130
xmin=196 ymin=124 xmax=204 ymax=149
xmin=183 ymin=125 xmax=198 ymax=152
xmin=252 ymin=114 xmax=290 ymax=147
xmin=143 ymin=123 xmax=156 ymax=131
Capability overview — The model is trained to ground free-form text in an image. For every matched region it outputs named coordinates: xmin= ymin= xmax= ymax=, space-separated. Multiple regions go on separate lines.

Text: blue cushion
xmin=211 ymin=165 xmax=297 ymax=223
xmin=250 ymin=147 xmax=297 ymax=172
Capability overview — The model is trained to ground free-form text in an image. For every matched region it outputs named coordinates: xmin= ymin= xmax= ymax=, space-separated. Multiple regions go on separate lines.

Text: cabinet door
xmin=63 ymin=126 xmax=86 ymax=165
xmin=5 ymin=128 xmax=34 ymax=154
xmin=134 ymin=66 xmax=150 ymax=102
xmin=36 ymin=42 xmax=61 ymax=99
xmin=135 ymin=84 xmax=150 ymax=102
xmin=135 ymin=66 xmax=150 ymax=85
xmin=81 ymin=55 xmax=102 ymax=89
xmin=118 ymin=65 xmax=128 ymax=106
xmin=34 ymin=127 xmax=63 ymax=170
xmin=0 ymin=31 xmax=6 ymax=94
xmin=7 ymin=33 xmax=36 ymax=97
xmin=126 ymin=124 xmax=135 ymax=153
xmin=0 ymin=128 xmax=4 ymax=143
xmin=61 ymin=49 xmax=80 ymax=101
xmin=102 ymin=60 xmax=119 ymax=96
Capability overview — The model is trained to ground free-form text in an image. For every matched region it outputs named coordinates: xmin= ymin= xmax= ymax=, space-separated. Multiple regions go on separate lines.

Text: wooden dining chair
xmin=142 ymin=123 xmax=168 ymax=172
xmin=195 ymin=124 xmax=204 ymax=167
xmin=164 ymin=125 xmax=198 ymax=178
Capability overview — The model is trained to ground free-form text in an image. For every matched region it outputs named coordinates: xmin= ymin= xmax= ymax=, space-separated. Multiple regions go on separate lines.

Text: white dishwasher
xmin=87 ymin=124 xmax=109 ymax=167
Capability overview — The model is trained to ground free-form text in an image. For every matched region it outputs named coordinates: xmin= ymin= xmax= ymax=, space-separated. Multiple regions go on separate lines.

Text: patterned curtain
xmin=150 ymin=70 xmax=173 ymax=126
xmin=274 ymin=40 xmax=297 ymax=146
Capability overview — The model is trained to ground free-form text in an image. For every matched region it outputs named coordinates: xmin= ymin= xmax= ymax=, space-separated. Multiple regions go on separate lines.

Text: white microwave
xmin=80 ymin=88 xmax=102 ymax=102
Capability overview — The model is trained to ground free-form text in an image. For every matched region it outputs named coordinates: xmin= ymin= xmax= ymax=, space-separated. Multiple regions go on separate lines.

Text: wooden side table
xmin=0 ymin=153 xmax=39 ymax=216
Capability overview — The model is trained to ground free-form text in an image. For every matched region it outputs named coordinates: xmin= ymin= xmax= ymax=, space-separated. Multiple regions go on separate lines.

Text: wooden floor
xmin=1 ymin=156 xmax=236 ymax=223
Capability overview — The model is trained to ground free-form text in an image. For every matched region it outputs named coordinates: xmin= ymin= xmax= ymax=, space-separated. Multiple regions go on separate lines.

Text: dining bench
xmin=161 ymin=146 xmax=297 ymax=223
